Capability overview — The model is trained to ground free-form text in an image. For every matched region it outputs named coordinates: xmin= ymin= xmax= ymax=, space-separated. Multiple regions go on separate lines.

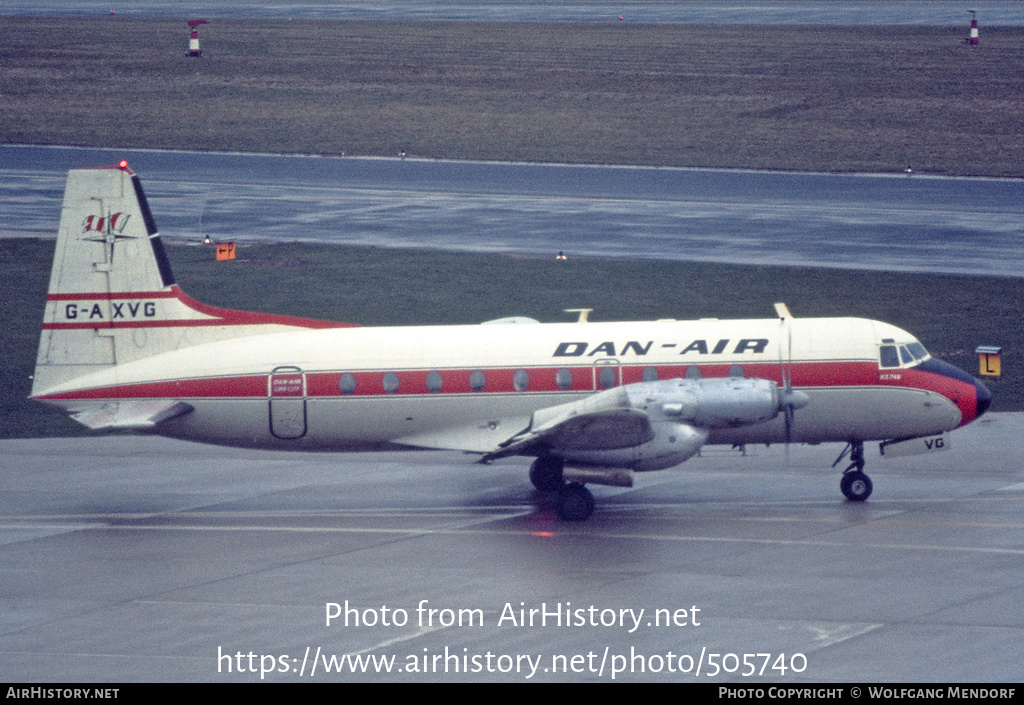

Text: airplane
xmin=31 ymin=164 xmax=992 ymax=521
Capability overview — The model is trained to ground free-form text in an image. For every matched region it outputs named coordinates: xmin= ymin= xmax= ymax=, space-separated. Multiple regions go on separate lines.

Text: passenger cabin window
xmin=513 ymin=369 xmax=530 ymax=392
xmin=339 ymin=373 xmax=356 ymax=395
xmin=469 ymin=370 xmax=486 ymax=392
xmin=426 ymin=370 xmax=443 ymax=393
xmin=556 ymin=368 xmax=573 ymax=391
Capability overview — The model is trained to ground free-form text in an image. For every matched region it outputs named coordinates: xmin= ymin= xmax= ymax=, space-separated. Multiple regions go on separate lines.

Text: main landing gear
xmin=834 ymin=441 xmax=873 ymax=502
xmin=529 ymin=456 xmax=595 ymax=521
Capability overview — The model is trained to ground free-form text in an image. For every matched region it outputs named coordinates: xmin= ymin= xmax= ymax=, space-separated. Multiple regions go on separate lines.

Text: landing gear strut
xmin=529 ymin=456 xmax=564 ymax=492
xmin=834 ymin=441 xmax=873 ymax=502
xmin=529 ymin=456 xmax=595 ymax=521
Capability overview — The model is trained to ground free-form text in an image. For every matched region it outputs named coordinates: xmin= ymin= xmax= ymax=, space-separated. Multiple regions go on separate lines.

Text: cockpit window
xmin=881 ymin=341 xmax=930 ymax=369
xmin=880 ymin=345 xmax=900 ymax=368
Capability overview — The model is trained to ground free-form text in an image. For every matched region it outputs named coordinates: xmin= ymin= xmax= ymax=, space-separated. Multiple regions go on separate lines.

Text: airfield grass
xmin=2 ymin=17 xmax=1024 ymax=175
xmin=3 ymin=238 xmax=1019 ymax=438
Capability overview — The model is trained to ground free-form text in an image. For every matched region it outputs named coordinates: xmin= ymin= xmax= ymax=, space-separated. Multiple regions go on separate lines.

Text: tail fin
xmin=32 ymin=165 xmax=352 ymax=398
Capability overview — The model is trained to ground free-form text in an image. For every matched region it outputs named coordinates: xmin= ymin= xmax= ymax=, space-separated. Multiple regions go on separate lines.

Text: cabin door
xmin=269 ymin=366 xmax=307 ymax=439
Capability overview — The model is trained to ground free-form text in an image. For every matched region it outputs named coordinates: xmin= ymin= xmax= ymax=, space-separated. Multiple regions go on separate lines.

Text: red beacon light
xmin=119 ymin=160 xmax=129 ymax=170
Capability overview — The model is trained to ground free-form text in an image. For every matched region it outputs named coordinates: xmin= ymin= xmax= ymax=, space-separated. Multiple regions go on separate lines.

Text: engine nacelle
xmin=623 ymin=377 xmax=783 ymax=429
xmin=561 ymin=421 xmax=709 ymax=471
xmin=503 ymin=376 xmax=799 ymax=472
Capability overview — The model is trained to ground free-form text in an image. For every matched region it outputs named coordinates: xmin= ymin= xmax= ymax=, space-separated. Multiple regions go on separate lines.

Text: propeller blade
xmin=773 ymin=304 xmax=809 ymax=450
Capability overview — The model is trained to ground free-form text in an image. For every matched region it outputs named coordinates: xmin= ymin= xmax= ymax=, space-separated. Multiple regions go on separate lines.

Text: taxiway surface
xmin=3 ymin=145 xmax=1024 ymax=277
xmin=1 ymin=414 xmax=1022 ymax=682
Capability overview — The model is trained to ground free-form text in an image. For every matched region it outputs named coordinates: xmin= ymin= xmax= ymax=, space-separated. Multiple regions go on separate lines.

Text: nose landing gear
xmin=834 ymin=441 xmax=873 ymax=502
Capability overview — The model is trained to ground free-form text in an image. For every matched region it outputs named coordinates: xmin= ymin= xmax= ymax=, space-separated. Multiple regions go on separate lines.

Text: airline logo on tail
xmin=82 ymin=212 xmax=130 ymax=235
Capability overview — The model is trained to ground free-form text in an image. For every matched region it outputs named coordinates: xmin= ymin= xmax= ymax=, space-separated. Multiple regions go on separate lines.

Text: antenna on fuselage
xmin=564 ymin=308 xmax=592 ymax=323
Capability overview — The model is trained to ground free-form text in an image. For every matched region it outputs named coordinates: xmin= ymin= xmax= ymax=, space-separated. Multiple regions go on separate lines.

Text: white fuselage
xmin=38 ymin=315 xmax=971 ymax=455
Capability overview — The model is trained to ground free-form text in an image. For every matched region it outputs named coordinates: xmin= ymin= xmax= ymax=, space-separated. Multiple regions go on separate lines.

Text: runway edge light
xmin=975 ymin=345 xmax=1001 ymax=378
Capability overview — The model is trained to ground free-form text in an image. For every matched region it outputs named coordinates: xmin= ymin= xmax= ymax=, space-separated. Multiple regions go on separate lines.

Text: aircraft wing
xmin=481 ymin=387 xmax=653 ymax=461
xmin=393 ymin=386 xmax=649 ymax=456
xmin=68 ymin=400 xmax=194 ymax=431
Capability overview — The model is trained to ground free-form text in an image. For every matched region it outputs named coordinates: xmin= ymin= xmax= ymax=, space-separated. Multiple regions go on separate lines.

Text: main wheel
xmin=556 ymin=483 xmax=594 ymax=521
xmin=529 ymin=456 xmax=564 ymax=492
xmin=840 ymin=471 xmax=873 ymax=502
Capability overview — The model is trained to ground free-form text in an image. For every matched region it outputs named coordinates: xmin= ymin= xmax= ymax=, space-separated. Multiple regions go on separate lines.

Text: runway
xmin=1 ymin=413 xmax=1021 ymax=682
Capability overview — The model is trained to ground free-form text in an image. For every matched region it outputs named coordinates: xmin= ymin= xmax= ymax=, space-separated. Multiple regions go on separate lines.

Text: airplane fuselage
xmin=36 ymin=313 xmax=986 ymax=455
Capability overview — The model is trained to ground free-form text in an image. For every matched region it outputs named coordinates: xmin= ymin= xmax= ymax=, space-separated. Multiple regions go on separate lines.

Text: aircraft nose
xmin=917 ymin=357 xmax=991 ymax=426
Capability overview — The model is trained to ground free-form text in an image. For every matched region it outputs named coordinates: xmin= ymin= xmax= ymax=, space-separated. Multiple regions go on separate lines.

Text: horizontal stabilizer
xmin=69 ymin=399 xmax=194 ymax=430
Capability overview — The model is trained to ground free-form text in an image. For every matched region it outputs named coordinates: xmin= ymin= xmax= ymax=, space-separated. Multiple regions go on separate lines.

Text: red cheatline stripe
xmin=43 ymin=286 xmax=357 ymax=330
xmin=33 ymin=362 xmax=828 ymax=400
xmin=171 ymin=288 xmax=356 ymax=329
xmin=47 ymin=290 xmax=179 ymax=301
xmin=37 ymin=360 xmax=973 ymax=406
xmin=43 ymin=320 xmax=288 ymax=330
xmin=38 ymin=375 xmax=269 ymax=400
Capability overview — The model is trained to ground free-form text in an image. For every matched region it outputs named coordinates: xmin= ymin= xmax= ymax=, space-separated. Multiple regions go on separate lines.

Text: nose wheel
xmin=840 ymin=469 xmax=873 ymax=501
xmin=834 ymin=441 xmax=873 ymax=502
